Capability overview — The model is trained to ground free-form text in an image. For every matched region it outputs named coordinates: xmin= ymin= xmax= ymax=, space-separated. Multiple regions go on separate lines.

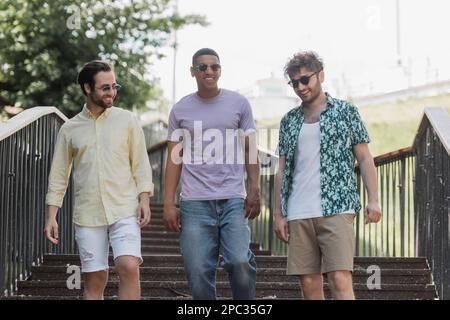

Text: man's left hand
xmin=137 ymin=197 xmax=151 ymax=228
xmin=245 ymin=188 xmax=261 ymax=220
xmin=365 ymin=202 xmax=382 ymax=224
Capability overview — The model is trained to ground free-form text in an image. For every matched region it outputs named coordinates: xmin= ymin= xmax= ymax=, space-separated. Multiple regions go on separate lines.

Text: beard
xmin=299 ymin=86 xmax=321 ymax=104
xmin=89 ymin=92 xmax=114 ymax=109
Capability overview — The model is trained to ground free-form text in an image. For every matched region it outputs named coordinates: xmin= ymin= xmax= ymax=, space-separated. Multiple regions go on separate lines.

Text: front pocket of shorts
xmin=342 ymin=214 xmax=355 ymax=224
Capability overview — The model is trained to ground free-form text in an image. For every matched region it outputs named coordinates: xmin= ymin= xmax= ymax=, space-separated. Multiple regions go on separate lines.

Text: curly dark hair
xmin=284 ymin=51 xmax=323 ymax=78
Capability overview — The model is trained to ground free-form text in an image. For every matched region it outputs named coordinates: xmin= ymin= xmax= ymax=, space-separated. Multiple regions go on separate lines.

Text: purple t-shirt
xmin=167 ymin=89 xmax=256 ymax=200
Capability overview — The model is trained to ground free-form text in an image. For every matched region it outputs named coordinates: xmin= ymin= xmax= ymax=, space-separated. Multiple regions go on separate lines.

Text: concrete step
xmin=147 ymin=218 xmax=165 ymax=226
xmin=141 ymin=238 xmax=179 ymax=246
xmin=141 ymin=230 xmax=179 ymax=239
xmin=29 ymin=266 xmax=432 ymax=284
xmin=41 ymin=254 xmax=430 ymax=269
xmin=16 ymin=280 xmax=437 ymax=300
xmin=140 ymin=238 xmax=265 ymax=251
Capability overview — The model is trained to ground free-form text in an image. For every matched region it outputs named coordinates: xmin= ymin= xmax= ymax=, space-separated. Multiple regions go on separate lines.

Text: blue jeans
xmin=179 ymin=198 xmax=257 ymax=300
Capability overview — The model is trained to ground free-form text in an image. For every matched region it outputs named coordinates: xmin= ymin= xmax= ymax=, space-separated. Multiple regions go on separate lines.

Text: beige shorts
xmin=287 ymin=214 xmax=355 ymax=275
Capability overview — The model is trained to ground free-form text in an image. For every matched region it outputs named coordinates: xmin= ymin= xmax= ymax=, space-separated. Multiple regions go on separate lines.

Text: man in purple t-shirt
xmin=163 ymin=48 xmax=261 ymax=300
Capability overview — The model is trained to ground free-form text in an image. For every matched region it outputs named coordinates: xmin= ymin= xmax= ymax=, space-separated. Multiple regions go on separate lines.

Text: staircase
xmin=8 ymin=205 xmax=437 ymax=300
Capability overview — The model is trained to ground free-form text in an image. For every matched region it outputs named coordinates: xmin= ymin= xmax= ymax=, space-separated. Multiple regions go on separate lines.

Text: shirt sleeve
xmin=46 ymin=126 xmax=73 ymax=207
xmin=276 ymin=116 xmax=287 ymax=156
xmin=349 ymin=104 xmax=370 ymax=145
xmin=129 ymin=115 xmax=155 ymax=196
xmin=167 ymin=107 xmax=181 ymax=142
xmin=238 ymin=98 xmax=256 ymax=136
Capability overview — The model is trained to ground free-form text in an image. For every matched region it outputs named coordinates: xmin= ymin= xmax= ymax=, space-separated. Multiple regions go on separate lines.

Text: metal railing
xmin=0 ymin=107 xmax=75 ymax=296
xmin=248 ymin=148 xmax=277 ymax=253
xmin=250 ymin=146 xmax=418 ymax=257
xmin=145 ymin=139 xmax=419 ymax=257
xmin=147 ymin=141 xmax=168 ymax=204
xmin=414 ymin=107 xmax=450 ymax=300
xmin=355 ymin=147 xmax=416 ymax=257
xmin=146 ymin=140 xmax=278 ymax=251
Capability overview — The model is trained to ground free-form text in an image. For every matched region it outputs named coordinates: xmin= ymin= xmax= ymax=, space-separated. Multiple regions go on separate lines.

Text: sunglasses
xmin=96 ymin=84 xmax=122 ymax=93
xmin=288 ymin=70 xmax=321 ymax=88
xmin=194 ymin=63 xmax=221 ymax=72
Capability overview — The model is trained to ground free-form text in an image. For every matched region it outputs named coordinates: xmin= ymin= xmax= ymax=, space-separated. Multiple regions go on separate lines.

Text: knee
xmin=301 ymin=275 xmax=323 ymax=292
xmin=115 ymin=257 xmax=140 ymax=278
xmin=83 ymin=270 xmax=108 ymax=296
xmin=223 ymin=255 xmax=254 ymax=273
xmin=328 ymin=271 xmax=352 ymax=292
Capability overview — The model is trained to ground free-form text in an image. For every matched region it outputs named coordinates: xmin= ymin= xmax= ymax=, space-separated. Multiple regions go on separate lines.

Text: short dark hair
xmin=192 ymin=48 xmax=220 ymax=66
xmin=77 ymin=60 xmax=112 ymax=95
xmin=284 ymin=51 xmax=324 ymax=78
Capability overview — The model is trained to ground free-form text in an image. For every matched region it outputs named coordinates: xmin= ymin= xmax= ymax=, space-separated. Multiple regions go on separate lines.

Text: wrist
xmin=274 ymin=211 xmax=283 ymax=219
xmin=139 ymin=193 xmax=150 ymax=202
xmin=164 ymin=201 xmax=176 ymax=207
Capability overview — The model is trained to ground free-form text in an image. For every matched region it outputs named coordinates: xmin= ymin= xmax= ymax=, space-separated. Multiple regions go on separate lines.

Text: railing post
xmin=268 ymin=174 xmax=274 ymax=254
xmin=399 ymin=157 xmax=406 ymax=256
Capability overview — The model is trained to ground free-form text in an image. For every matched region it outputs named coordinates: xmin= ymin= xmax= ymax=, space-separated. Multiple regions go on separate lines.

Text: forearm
xmin=273 ymin=171 xmax=282 ymax=218
xmin=244 ymin=134 xmax=260 ymax=190
xmin=46 ymin=205 xmax=59 ymax=220
xmin=359 ymin=158 xmax=379 ymax=203
xmin=245 ymin=163 xmax=260 ymax=190
xmin=164 ymin=161 xmax=181 ymax=205
xmin=273 ymin=155 xmax=285 ymax=218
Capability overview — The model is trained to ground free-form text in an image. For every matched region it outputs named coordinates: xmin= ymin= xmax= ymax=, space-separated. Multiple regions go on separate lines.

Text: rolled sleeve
xmin=129 ymin=115 xmax=154 ymax=196
xmin=46 ymin=127 xmax=73 ymax=207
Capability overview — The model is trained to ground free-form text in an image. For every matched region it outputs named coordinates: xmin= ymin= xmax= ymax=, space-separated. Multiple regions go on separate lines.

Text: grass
xmin=359 ymin=93 xmax=450 ymax=156
xmin=257 ymin=93 xmax=450 ymax=157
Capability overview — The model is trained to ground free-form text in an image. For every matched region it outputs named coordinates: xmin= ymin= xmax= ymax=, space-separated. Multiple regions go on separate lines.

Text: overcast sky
xmin=151 ymin=0 xmax=450 ymax=104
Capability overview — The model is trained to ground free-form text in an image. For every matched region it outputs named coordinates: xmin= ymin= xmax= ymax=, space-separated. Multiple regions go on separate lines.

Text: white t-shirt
xmin=287 ymin=122 xmax=323 ymax=221
xmin=287 ymin=122 xmax=354 ymax=221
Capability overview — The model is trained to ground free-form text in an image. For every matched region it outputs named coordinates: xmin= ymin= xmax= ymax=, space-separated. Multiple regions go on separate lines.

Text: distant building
xmin=352 ymin=79 xmax=450 ymax=107
xmin=239 ymin=74 xmax=299 ymax=123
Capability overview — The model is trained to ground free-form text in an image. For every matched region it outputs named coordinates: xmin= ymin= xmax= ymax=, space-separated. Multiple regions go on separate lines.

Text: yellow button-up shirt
xmin=46 ymin=105 xmax=154 ymax=227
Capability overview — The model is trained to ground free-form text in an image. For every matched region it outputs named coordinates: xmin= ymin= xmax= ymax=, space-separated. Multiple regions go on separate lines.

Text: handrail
xmin=413 ymin=107 xmax=450 ymax=156
xmin=372 ymin=147 xmax=414 ymax=165
xmin=0 ymin=107 xmax=68 ymax=141
xmin=0 ymin=107 xmax=75 ymax=296
xmin=413 ymin=106 xmax=450 ymax=299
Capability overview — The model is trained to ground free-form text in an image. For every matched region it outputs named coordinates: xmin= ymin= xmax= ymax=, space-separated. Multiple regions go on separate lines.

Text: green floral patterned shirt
xmin=277 ymin=93 xmax=370 ymax=218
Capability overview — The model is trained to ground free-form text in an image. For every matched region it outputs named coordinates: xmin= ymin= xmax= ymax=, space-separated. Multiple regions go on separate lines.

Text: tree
xmin=0 ymin=0 xmax=206 ymax=118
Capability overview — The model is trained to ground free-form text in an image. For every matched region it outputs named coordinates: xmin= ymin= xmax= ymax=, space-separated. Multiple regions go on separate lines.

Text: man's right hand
xmin=163 ymin=203 xmax=181 ymax=232
xmin=274 ymin=215 xmax=289 ymax=243
xmin=44 ymin=218 xmax=59 ymax=245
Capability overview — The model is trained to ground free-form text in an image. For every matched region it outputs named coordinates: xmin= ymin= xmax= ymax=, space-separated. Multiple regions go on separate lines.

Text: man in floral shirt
xmin=274 ymin=51 xmax=382 ymax=300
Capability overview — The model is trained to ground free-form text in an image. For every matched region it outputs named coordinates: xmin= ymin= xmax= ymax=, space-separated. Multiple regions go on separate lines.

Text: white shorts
xmin=74 ymin=216 xmax=143 ymax=273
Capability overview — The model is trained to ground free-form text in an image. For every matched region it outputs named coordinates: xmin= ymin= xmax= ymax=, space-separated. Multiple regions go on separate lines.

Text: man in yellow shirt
xmin=44 ymin=60 xmax=154 ymax=300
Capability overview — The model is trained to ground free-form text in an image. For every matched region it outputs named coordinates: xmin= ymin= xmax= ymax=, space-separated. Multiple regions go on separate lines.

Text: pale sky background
xmin=151 ymin=0 xmax=450 ymax=104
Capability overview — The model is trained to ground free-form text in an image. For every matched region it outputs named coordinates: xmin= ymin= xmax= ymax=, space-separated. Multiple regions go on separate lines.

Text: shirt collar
xmin=82 ymin=104 xmax=112 ymax=119
xmin=297 ymin=92 xmax=335 ymax=115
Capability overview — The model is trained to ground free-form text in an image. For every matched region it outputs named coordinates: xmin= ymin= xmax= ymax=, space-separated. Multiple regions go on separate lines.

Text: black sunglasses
xmin=194 ymin=63 xmax=221 ymax=72
xmin=288 ymin=70 xmax=321 ymax=88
